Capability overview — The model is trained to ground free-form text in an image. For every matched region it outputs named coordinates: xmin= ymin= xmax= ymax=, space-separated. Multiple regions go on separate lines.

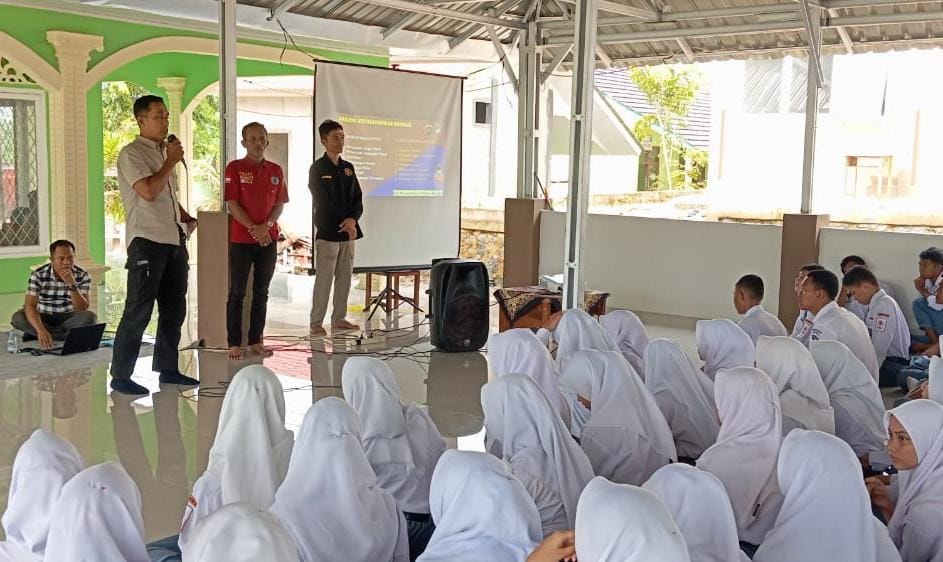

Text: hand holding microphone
xmin=166 ymin=133 xmax=186 ymax=169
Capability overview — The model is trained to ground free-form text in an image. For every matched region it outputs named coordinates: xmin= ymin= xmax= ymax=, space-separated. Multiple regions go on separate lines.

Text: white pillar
xmin=219 ymin=0 xmax=238 ymax=208
xmin=799 ymin=7 xmax=823 ymax=214
xmin=516 ymin=23 xmax=540 ymax=199
xmin=156 ymin=77 xmax=190 ymax=209
xmin=562 ymin=0 xmax=597 ymax=310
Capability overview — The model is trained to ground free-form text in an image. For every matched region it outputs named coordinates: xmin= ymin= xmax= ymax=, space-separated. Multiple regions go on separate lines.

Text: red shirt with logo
xmin=224 ymin=158 xmax=289 ymax=244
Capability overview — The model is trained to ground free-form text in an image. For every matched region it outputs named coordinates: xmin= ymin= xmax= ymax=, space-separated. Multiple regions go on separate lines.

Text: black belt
xmin=404 ymin=512 xmax=432 ymax=523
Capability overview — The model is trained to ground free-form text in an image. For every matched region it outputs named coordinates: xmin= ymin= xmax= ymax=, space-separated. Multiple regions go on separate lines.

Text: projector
xmin=539 ymin=273 xmax=564 ymax=293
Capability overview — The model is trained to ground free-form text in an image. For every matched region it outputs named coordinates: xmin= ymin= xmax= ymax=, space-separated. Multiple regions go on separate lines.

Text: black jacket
xmin=308 ymin=153 xmax=364 ymax=242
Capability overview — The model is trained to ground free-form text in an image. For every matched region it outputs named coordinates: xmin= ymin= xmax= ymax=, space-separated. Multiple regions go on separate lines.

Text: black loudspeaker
xmin=429 ymin=259 xmax=490 ymax=352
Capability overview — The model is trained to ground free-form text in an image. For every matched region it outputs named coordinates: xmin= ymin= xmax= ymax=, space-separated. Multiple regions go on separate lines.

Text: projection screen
xmin=313 ymin=62 xmax=463 ymax=269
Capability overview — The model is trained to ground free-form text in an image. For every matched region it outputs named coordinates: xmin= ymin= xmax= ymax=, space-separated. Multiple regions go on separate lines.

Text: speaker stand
xmin=366 ymin=283 xmax=423 ymax=323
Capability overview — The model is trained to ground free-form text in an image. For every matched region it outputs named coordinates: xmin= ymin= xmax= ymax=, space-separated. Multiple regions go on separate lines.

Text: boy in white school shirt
xmin=842 ymin=265 xmax=912 ymax=388
xmin=791 ymin=263 xmax=826 ymax=346
xmin=838 ymin=255 xmax=900 ymax=323
xmin=734 ymin=274 xmax=788 ymax=343
xmin=912 ymin=247 xmax=943 ymax=355
xmin=798 ymin=269 xmax=881 ymax=383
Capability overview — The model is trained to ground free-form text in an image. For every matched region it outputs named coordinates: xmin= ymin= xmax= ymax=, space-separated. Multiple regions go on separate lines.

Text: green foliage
xmin=102 ymin=82 xmax=149 ymax=224
xmin=628 ymin=66 xmax=703 ymax=191
xmin=190 ymin=94 xmax=221 ymax=211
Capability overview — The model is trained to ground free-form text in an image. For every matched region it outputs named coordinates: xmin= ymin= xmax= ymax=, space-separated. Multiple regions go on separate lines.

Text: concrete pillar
xmin=778 ymin=213 xmax=830 ymax=325
xmin=197 ymin=211 xmax=229 ymax=348
xmin=503 ymin=198 xmax=546 ymax=287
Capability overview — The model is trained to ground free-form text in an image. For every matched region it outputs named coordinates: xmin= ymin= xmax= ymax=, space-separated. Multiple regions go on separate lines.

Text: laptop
xmin=40 ymin=323 xmax=106 ymax=356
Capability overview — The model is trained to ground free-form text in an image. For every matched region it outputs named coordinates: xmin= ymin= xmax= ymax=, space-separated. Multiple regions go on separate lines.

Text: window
xmin=474 ymin=100 xmax=492 ymax=125
xmin=0 ymin=87 xmax=47 ymax=255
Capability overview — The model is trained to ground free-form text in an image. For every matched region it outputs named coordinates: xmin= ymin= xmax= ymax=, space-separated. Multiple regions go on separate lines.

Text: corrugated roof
xmin=239 ymin=0 xmax=943 ymax=66
xmin=594 ymin=67 xmax=711 ymax=149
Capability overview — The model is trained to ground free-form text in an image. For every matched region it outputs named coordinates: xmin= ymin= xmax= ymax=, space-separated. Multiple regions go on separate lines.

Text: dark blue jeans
xmin=913 ymin=297 xmax=943 ymax=338
xmin=405 ymin=513 xmax=435 ymax=561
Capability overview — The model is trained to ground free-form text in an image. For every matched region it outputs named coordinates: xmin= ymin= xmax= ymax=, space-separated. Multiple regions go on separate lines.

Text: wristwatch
xmin=67 ymin=284 xmax=78 ymax=292
xmin=266 ymin=220 xmax=275 ymax=228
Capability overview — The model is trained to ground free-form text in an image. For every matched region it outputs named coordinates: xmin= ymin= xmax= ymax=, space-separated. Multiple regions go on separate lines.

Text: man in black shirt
xmin=309 ymin=119 xmax=363 ymax=335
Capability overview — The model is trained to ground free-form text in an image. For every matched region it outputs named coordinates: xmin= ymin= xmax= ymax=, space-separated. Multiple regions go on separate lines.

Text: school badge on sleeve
xmin=271 ymin=176 xmax=280 ymax=185
xmin=344 ymin=167 xmax=353 ymax=176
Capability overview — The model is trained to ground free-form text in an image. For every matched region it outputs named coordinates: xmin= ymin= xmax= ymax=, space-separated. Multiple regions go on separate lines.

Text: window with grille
xmin=0 ymin=88 xmax=47 ymax=255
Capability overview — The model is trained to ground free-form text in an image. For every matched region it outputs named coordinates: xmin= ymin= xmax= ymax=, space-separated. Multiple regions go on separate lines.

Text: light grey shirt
xmin=739 ymin=304 xmax=788 ymax=344
xmin=864 ymin=289 xmax=911 ymax=363
xmin=117 ymin=135 xmax=183 ymax=246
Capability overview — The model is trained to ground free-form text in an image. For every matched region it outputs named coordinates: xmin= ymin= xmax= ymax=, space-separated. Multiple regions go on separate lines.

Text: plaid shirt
xmin=27 ymin=263 xmax=91 ymax=315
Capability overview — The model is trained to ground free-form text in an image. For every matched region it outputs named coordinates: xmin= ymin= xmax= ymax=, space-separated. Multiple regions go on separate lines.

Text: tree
xmin=190 ymin=94 xmax=221 ymax=211
xmin=102 ymin=82 xmax=150 ymax=224
xmin=629 ymin=66 xmax=702 ymax=191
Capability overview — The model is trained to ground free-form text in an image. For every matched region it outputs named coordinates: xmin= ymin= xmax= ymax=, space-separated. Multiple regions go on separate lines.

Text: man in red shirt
xmin=224 ymin=122 xmax=288 ymax=360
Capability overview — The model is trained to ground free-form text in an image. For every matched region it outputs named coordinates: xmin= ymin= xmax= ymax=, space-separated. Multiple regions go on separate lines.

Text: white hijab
xmin=810 ymin=340 xmax=887 ymax=454
xmin=183 ymin=503 xmax=300 ymax=562
xmin=575 ymin=476 xmax=690 ymax=562
xmin=560 ymin=350 xmax=677 ymax=485
xmin=695 ymin=319 xmax=755 ymax=380
xmin=418 ymin=450 xmax=542 ymax=562
xmin=271 ymin=397 xmax=407 ymax=562
xmin=929 ymin=356 xmax=943 ymax=404
xmin=487 ymin=329 xmax=571 ymax=427
xmin=696 ymin=367 xmax=783 ymax=543
xmin=342 ymin=357 xmax=446 ymax=514
xmin=643 ymin=464 xmax=749 ymax=562
xmin=754 ymin=430 xmax=900 ymax=562
xmin=0 ymin=429 xmax=84 ymax=562
xmin=644 ymin=338 xmax=720 ymax=459
xmin=756 ymin=336 xmax=835 ymax=435
xmin=44 ymin=462 xmax=147 ymax=562
xmin=480 ymin=374 xmax=594 ymax=529
xmin=552 ymin=309 xmax=619 ymax=371
xmin=599 ymin=310 xmax=650 ymax=376
xmin=207 ymin=364 xmax=294 ymax=509
xmin=885 ymin=400 xmax=943 ymax=550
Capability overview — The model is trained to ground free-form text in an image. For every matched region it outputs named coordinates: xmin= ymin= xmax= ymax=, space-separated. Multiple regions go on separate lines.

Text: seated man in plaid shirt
xmin=10 ymin=239 xmax=97 ymax=349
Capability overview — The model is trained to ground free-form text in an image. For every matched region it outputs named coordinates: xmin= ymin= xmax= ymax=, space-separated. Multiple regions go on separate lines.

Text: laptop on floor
xmin=39 ymin=323 xmax=106 ymax=356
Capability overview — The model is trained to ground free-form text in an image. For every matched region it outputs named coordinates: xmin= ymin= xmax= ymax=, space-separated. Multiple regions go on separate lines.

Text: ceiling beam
xmin=352 ymin=0 xmax=526 ymax=28
xmin=380 ymin=0 xmax=433 ymax=39
xmin=799 ymin=0 xmax=826 ymax=85
xmin=321 ymin=0 xmax=346 ymax=14
xmin=540 ymin=43 xmax=572 ymax=83
xmin=267 ymin=0 xmax=304 ymax=20
xmin=448 ymin=0 xmax=522 ymax=50
xmin=544 ymin=19 xmax=806 ymax=44
xmin=488 ymin=25 xmax=520 ymax=92
xmin=555 ymin=0 xmax=658 ymax=19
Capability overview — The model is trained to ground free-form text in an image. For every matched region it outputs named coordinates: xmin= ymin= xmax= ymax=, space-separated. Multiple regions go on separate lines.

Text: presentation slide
xmin=314 ymin=62 xmax=463 ymax=269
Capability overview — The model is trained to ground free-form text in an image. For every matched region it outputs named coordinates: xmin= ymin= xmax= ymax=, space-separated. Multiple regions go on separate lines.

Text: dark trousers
xmin=405 ymin=513 xmax=435 ymax=562
xmin=226 ymin=242 xmax=277 ymax=347
xmin=879 ymin=356 xmax=910 ymax=389
xmin=10 ymin=309 xmax=98 ymax=339
xmin=111 ymin=238 xmax=188 ymax=379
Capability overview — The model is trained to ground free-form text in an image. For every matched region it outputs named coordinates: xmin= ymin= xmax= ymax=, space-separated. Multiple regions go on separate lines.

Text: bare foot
xmin=332 ymin=319 xmax=360 ymax=331
xmin=249 ymin=343 xmax=273 ymax=357
xmin=310 ymin=324 xmax=327 ymax=336
xmin=922 ymin=343 xmax=941 ymax=357
xmin=228 ymin=346 xmax=245 ymax=360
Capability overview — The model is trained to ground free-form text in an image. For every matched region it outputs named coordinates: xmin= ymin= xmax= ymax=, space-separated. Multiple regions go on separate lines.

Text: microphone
xmin=167 ymin=133 xmax=187 ymax=170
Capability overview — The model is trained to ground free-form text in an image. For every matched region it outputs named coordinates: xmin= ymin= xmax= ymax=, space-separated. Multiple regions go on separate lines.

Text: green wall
xmin=0 ymin=3 xmax=388 ymax=306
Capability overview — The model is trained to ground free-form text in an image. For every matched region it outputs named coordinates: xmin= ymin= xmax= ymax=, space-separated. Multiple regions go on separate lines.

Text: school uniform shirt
xmin=224 ymin=157 xmax=288 ymax=244
xmin=865 ymin=289 xmax=911 ymax=364
xmin=182 ymin=503 xmax=300 ymax=562
xmin=309 ymin=153 xmax=364 ymax=242
xmin=846 ymin=281 xmax=900 ymax=323
xmin=739 ymin=304 xmax=788 ymax=344
xmin=755 ymin=336 xmax=835 ymax=436
xmin=809 ymin=301 xmax=881 ymax=383
xmin=791 ymin=310 xmax=814 ymax=346
xmin=643 ymin=464 xmax=750 ymax=562
xmin=480 ymin=375 xmax=595 ymax=536
xmin=886 ymin=400 xmax=943 ymax=562
xmin=0 ymin=430 xmax=85 ymax=562
xmin=753 ymin=430 xmax=901 ymax=562
xmin=575 ymin=477 xmax=691 ymax=562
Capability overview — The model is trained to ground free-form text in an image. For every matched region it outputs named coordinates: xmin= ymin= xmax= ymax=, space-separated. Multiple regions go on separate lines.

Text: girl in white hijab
xmin=183 ymin=503 xmax=299 ymax=562
xmin=756 ymin=336 xmax=835 ymax=435
xmin=754 ymin=430 xmax=900 ymax=562
xmin=179 ymin=364 xmax=294 ymax=549
xmin=810 ymin=340 xmax=887 ymax=460
xmin=643 ymin=464 xmax=750 ymax=562
xmin=599 ymin=310 xmax=650 ymax=376
xmin=644 ymin=338 xmax=720 ymax=460
xmin=869 ymin=400 xmax=943 ymax=562
xmin=487 ymin=329 xmax=571 ymax=430
xmin=551 ymin=309 xmax=619 ymax=371
xmin=0 ymin=429 xmax=84 ymax=562
xmin=695 ymin=319 xmax=755 ymax=380
xmin=480 ymin=374 xmax=594 ymax=536
xmin=697 ymin=367 xmax=784 ymax=546
xmin=341 ymin=357 xmax=446 ymax=559
xmin=560 ymin=350 xmax=677 ymax=485
xmin=574 ymin=477 xmax=690 ymax=562
xmin=44 ymin=462 xmax=148 ymax=562
xmin=418 ymin=450 xmax=542 ymax=562
xmin=271 ymin=397 xmax=409 ymax=562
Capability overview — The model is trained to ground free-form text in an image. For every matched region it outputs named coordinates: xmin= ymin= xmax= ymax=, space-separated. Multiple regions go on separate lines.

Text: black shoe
xmin=159 ymin=371 xmax=199 ymax=386
xmin=110 ymin=378 xmax=149 ymax=396
xmin=21 ymin=332 xmax=37 ymax=342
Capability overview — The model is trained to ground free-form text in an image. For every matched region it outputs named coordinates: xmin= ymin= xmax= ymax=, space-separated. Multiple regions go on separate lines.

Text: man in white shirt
xmin=799 ymin=269 xmax=881 ymax=383
xmin=912 ymin=247 xmax=943 ymax=355
xmin=842 ymin=265 xmax=911 ymax=388
xmin=791 ymin=264 xmax=826 ymax=346
xmin=838 ymin=255 xmax=900 ymax=323
xmin=734 ymin=274 xmax=787 ymax=343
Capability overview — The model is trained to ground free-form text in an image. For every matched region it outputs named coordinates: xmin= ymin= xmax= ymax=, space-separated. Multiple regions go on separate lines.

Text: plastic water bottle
xmin=7 ymin=330 xmax=18 ymax=354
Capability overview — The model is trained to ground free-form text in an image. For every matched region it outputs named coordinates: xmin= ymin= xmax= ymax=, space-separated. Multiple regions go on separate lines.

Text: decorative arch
xmin=86 ymin=36 xmax=319 ymax=88
xmin=0 ymin=30 xmax=61 ymax=90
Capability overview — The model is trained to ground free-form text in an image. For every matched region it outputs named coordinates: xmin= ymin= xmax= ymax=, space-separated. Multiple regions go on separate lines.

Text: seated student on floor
xmin=912 ymin=247 xmax=943 ymax=356
xmin=799 ymin=269 xmax=881 ymax=382
xmin=733 ymin=274 xmax=788 ymax=343
xmin=10 ymin=239 xmax=98 ymax=350
xmin=843 ymin=265 xmax=912 ymax=389
xmin=791 ymin=263 xmax=826 ymax=345
xmin=839 ymin=255 xmax=900 ymax=323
